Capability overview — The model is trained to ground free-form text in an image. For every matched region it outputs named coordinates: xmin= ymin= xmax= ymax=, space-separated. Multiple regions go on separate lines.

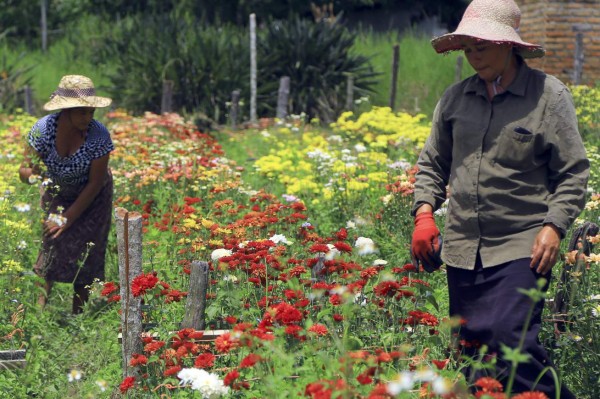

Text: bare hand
xmin=43 ymin=220 xmax=67 ymax=240
xmin=530 ymin=224 xmax=561 ymax=275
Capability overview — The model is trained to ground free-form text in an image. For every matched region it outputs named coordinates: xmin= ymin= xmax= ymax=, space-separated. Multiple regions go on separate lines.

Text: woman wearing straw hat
xmin=19 ymin=75 xmax=114 ymax=315
xmin=411 ymin=0 xmax=587 ymax=397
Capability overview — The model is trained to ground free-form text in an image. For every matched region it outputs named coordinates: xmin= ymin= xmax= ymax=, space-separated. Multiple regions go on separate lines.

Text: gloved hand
xmin=411 ymin=212 xmax=441 ymax=270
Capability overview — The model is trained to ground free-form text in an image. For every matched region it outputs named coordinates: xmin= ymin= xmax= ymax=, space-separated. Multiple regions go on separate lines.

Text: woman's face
xmin=67 ymin=107 xmax=95 ymax=131
xmin=462 ymin=38 xmax=513 ymax=82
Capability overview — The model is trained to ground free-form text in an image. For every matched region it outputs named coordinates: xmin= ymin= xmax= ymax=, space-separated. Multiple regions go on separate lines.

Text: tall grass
xmin=351 ymin=28 xmax=474 ymax=116
xmin=3 ymin=17 xmax=470 ymax=119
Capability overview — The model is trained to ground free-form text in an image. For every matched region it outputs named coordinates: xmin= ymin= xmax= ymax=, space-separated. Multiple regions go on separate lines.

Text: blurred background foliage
xmin=0 ymin=0 xmax=474 ymax=124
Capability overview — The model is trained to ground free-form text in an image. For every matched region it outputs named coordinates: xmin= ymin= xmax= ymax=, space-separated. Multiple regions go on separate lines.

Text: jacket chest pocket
xmin=491 ymin=126 xmax=536 ymax=168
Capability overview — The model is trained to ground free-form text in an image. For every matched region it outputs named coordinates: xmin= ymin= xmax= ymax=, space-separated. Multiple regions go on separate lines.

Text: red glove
xmin=411 ymin=212 xmax=440 ymax=265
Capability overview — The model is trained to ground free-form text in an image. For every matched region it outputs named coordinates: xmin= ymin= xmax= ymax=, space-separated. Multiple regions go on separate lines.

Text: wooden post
xmin=40 ymin=0 xmax=47 ymax=53
xmin=230 ymin=90 xmax=240 ymax=129
xmin=454 ymin=56 xmax=463 ymax=83
xmin=161 ymin=80 xmax=174 ymax=114
xmin=115 ymin=207 xmax=143 ymax=378
xmin=249 ymin=13 xmax=257 ymax=124
xmin=573 ymin=32 xmax=584 ymax=85
xmin=345 ymin=75 xmax=354 ymax=111
xmin=389 ymin=44 xmax=400 ymax=111
xmin=181 ymin=261 xmax=210 ymax=330
xmin=24 ymin=85 xmax=33 ymax=115
xmin=276 ymin=76 xmax=290 ymax=120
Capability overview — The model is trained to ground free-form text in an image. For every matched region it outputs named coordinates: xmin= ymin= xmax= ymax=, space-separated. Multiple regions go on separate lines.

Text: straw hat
xmin=431 ymin=0 xmax=545 ymax=59
xmin=43 ymin=75 xmax=112 ymax=111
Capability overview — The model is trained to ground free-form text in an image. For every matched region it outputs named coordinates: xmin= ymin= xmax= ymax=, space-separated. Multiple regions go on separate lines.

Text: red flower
xmin=511 ymin=392 xmax=549 ymax=399
xmin=333 ymin=314 xmax=344 ymax=322
xmin=131 ymin=272 xmax=159 ymax=297
xmin=194 ymin=352 xmax=216 ymax=368
xmin=333 ymin=241 xmax=352 ymax=253
xmin=144 ymin=340 xmax=165 ymax=354
xmin=100 ymin=282 xmax=119 ymax=297
xmin=432 ymin=359 xmax=450 ymax=370
xmin=164 ymin=365 xmax=182 ymax=376
xmin=336 ymin=228 xmax=348 ymax=240
xmin=309 ymin=243 xmax=330 ymax=253
xmin=329 ymin=294 xmax=342 ymax=306
xmin=308 ymin=324 xmax=328 ymax=336
xmin=360 ymin=267 xmax=379 ymax=280
xmin=474 ymin=377 xmax=504 ymax=393
xmin=240 ymin=353 xmax=262 ymax=368
xmin=272 ymin=302 xmax=303 ymax=325
xmin=224 ymin=369 xmax=240 ymax=386
xmin=129 ymin=353 xmax=148 ymax=367
xmin=119 ymin=376 xmax=135 ymax=393
xmin=214 ymin=332 xmax=238 ymax=353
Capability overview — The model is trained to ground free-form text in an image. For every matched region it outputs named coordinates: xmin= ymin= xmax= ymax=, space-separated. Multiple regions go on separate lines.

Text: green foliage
xmin=0 ymin=37 xmax=34 ymax=113
xmin=104 ymin=13 xmax=248 ymax=119
xmin=258 ymin=17 xmax=379 ymax=123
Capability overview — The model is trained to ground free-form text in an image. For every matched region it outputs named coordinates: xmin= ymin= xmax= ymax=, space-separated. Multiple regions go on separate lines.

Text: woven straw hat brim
xmin=43 ymin=96 xmax=112 ymax=111
xmin=431 ymin=18 xmax=545 ymax=59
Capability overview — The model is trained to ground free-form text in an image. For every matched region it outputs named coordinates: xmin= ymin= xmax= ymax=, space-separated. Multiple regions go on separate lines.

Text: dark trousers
xmin=446 ymin=257 xmax=575 ymax=398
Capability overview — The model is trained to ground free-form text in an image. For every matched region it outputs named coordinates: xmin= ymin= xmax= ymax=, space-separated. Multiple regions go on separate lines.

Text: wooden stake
xmin=181 ymin=261 xmax=210 ymax=330
xmin=276 ymin=76 xmax=290 ymax=120
xmin=389 ymin=44 xmax=400 ymax=111
xmin=249 ymin=13 xmax=257 ymax=124
xmin=115 ymin=207 xmax=143 ymax=378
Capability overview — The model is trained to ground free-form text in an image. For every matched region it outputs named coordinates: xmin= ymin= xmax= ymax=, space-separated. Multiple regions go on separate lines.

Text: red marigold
xmin=309 ymin=243 xmax=331 ymax=253
xmin=329 ymin=294 xmax=342 ymax=306
xmin=474 ymin=377 xmax=504 ymax=392
xmin=100 ymin=282 xmax=119 ymax=297
xmin=360 ymin=267 xmax=379 ymax=280
xmin=129 ymin=353 xmax=148 ymax=367
xmin=224 ymin=369 xmax=240 ymax=386
xmin=333 ymin=241 xmax=352 ymax=253
xmin=214 ymin=332 xmax=238 ymax=353
xmin=119 ymin=376 xmax=135 ymax=393
xmin=432 ymin=359 xmax=450 ymax=370
xmin=336 ymin=228 xmax=348 ymax=240
xmin=511 ymin=392 xmax=549 ymax=399
xmin=273 ymin=302 xmax=303 ymax=325
xmin=308 ymin=324 xmax=328 ymax=336
xmin=356 ymin=372 xmax=373 ymax=385
xmin=333 ymin=314 xmax=344 ymax=322
xmin=108 ymin=294 xmax=121 ymax=303
xmin=143 ymin=340 xmax=165 ymax=354
xmin=131 ymin=272 xmax=159 ymax=297
xmin=164 ymin=365 xmax=182 ymax=376
xmin=194 ymin=352 xmax=216 ymax=368
xmin=240 ymin=353 xmax=262 ymax=368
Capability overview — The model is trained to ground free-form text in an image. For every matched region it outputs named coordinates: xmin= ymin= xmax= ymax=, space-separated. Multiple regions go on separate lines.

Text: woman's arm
xmin=44 ymin=154 xmax=110 ymax=239
xmin=18 ymin=145 xmax=43 ymax=184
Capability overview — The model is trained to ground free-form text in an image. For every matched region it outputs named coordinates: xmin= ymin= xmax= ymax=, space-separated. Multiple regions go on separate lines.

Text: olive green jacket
xmin=413 ymin=61 xmax=589 ymax=269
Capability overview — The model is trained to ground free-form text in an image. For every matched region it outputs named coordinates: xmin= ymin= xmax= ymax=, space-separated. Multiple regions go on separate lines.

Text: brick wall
xmin=516 ymin=0 xmax=600 ymax=85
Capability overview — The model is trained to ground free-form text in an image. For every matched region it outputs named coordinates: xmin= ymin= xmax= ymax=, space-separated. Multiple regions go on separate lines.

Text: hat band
xmin=50 ymin=87 xmax=97 ymax=99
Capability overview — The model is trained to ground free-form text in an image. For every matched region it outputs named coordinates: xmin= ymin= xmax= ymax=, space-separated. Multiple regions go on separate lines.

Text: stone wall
xmin=516 ymin=0 xmax=600 ymax=85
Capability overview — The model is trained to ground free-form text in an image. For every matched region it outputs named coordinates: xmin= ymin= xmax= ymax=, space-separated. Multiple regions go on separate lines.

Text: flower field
xmin=0 ymin=97 xmax=599 ymax=398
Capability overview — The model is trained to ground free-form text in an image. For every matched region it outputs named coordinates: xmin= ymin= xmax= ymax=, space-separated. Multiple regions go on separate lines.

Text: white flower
xmin=96 ymin=380 xmax=108 ymax=392
xmin=355 ymin=237 xmax=377 ymax=255
xmin=260 ymin=130 xmax=271 ymax=137
xmin=591 ymin=304 xmax=600 ymax=318
xmin=67 ymin=369 xmax=82 ymax=382
xmin=373 ymin=259 xmax=388 ymax=266
xmin=178 ymin=368 xmax=230 ymax=398
xmin=282 ymin=194 xmax=299 ymax=203
xmin=431 ymin=376 xmax=452 ymax=395
xmin=325 ymin=244 xmax=340 ymax=260
xmin=211 ymin=248 xmax=232 ymax=261
xmin=16 ymin=241 xmax=27 ymax=250
xmin=14 ymin=203 xmax=31 ymax=212
xmin=354 ymin=143 xmax=367 ymax=153
xmin=223 ymin=275 xmax=238 ymax=283
xmin=346 ymin=220 xmax=356 ymax=229
xmin=381 ymin=194 xmax=393 ymax=205
xmin=28 ymin=174 xmax=41 ymax=184
xmin=269 ymin=234 xmax=289 ymax=245
xmin=47 ymin=213 xmax=67 ymax=227
xmin=387 ymin=371 xmax=414 ymax=395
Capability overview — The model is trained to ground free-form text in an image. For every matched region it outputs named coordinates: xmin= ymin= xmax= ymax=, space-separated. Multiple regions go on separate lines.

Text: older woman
xmin=411 ymin=0 xmax=587 ymax=397
xmin=19 ymin=75 xmax=114 ymax=314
